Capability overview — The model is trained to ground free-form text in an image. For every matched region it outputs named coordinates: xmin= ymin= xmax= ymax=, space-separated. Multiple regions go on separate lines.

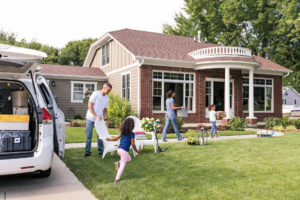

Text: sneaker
xmin=84 ymin=153 xmax=91 ymax=157
xmin=98 ymin=152 xmax=103 ymax=155
xmin=115 ymin=162 xmax=120 ymax=171
xmin=114 ymin=179 xmax=120 ymax=184
xmin=162 ymin=139 xmax=168 ymax=142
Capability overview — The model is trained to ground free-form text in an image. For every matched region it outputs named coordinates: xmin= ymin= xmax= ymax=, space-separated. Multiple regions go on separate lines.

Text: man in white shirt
xmin=84 ymin=82 xmax=112 ymax=157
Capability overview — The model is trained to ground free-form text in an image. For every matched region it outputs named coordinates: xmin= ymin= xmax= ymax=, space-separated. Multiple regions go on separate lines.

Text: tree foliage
xmin=163 ymin=0 xmax=300 ymax=92
xmin=0 ymin=30 xmax=97 ymax=66
xmin=58 ymin=38 xmax=97 ymax=66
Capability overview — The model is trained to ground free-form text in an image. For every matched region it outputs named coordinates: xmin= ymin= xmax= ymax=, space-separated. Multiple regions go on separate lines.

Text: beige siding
xmin=91 ymin=48 xmax=102 ymax=68
xmin=108 ymin=66 xmax=139 ymax=113
xmin=90 ymin=40 xmax=135 ymax=74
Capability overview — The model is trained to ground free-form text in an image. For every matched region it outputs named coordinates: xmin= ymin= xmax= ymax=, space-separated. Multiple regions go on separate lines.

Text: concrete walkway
xmin=0 ymin=155 xmax=97 ymax=200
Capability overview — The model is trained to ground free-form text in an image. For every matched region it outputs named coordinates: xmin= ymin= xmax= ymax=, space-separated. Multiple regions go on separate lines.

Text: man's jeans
xmin=161 ymin=113 xmax=182 ymax=141
xmin=85 ymin=119 xmax=104 ymax=154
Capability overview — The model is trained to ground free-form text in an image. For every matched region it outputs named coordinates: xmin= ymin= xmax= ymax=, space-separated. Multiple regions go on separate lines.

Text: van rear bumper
xmin=0 ymin=135 xmax=53 ymax=176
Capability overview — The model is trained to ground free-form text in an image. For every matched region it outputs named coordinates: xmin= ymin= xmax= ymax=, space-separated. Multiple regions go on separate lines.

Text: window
xmin=101 ymin=43 xmax=110 ymax=66
xmin=243 ymin=78 xmax=273 ymax=112
xmin=122 ymin=73 xmax=130 ymax=100
xmin=71 ymin=82 xmax=97 ymax=103
xmin=152 ymin=71 xmax=195 ymax=112
xmin=295 ymin=99 xmax=297 ymax=105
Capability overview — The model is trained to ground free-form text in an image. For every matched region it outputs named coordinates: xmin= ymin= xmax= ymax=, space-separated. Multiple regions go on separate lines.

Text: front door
xmin=205 ymin=79 xmax=234 ymax=118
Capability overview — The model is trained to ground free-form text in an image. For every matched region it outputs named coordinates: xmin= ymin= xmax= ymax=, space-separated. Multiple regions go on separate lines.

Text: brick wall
xmin=139 ymin=65 xmax=283 ymax=123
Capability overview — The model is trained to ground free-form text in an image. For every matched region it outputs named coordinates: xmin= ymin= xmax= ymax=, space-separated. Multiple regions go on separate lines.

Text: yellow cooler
xmin=0 ymin=115 xmax=29 ymax=130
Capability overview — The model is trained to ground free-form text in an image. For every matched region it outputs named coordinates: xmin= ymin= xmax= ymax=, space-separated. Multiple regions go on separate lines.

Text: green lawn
xmin=62 ymin=132 xmax=300 ymax=200
xmin=65 ymin=127 xmax=256 ymax=143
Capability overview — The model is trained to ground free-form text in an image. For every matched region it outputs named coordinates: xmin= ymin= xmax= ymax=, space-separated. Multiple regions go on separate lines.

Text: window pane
xmin=243 ymin=86 xmax=249 ymax=98
xmin=127 ymin=74 xmax=130 ymax=88
xmin=266 ymin=87 xmax=272 ymax=111
xmin=164 ymin=82 xmax=183 ymax=107
xmin=206 ymin=95 xmax=211 ymax=107
xmin=164 ymin=73 xmax=170 ymax=79
xmin=102 ymin=45 xmax=106 ymax=65
xmin=74 ymin=83 xmax=83 ymax=92
xmin=185 ymin=74 xmax=189 ymax=80
xmin=266 ymin=79 xmax=272 ymax=85
xmin=243 ymin=78 xmax=249 ymax=84
xmin=254 ymin=79 xmax=265 ymax=85
xmin=153 ymin=97 xmax=161 ymax=110
xmin=106 ymin=43 xmax=110 ymax=64
xmin=254 ymin=87 xmax=265 ymax=111
xmin=126 ymin=88 xmax=130 ymax=100
xmin=191 ymin=74 xmax=194 ymax=81
xmin=122 ymin=75 xmax=125 ymax=89
xmin=73 ymin=92 xmax=83 ymax=101
xmin=243 ymin=99 xmax=248 ymax=111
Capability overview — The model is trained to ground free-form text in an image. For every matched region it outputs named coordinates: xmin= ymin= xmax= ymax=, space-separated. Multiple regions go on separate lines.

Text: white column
xmin=248 ymin=68 xmax=255 ymax=118
xmin=225 ymin=66 xmax=231 ymax=119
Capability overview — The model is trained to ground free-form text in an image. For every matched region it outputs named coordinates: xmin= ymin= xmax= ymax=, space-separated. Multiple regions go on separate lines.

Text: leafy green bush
xmin=273 ymin=125 xmax=285 ymax=132
xmin=186 ymin=129 xmax=199 ymax=145
xmin=265 ymin=117 xmax=300 ymax=129
xmin=160 ymin=117 xmax=183 ymax=133
xmin=285 ymin=125 xmax=297 ymax=131
xmin=107 ymin=93 xmax=137 ymax=128
xmin=227 ymin=117 xmax=246 ymax=131
xmin=141 ymin=118 xmax=160 ymax=132
xmin=73 ymin=113 xmax=83 ymax=120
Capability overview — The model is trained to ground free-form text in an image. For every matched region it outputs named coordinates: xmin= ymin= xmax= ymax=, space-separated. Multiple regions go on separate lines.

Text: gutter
xmin=137 ymin=59 xmax=144 ymax=117
xmin=39 ymin=73 xmax=108 ymax=81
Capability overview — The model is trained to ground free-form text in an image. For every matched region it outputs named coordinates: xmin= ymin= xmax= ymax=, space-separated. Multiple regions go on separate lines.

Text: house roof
xmin=109 ymin=28 xmax=219 ymax=62
xmin=85 ymin=28 xmax=291 ymax=73
xmin=253 ymin=56 xmax=291 ymax=72
xmin=40 ymin=64 xmax=107 ymax=80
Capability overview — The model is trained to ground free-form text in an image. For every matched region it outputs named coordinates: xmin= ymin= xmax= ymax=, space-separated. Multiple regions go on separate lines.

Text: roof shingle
xmin=40 ymin=64 xmax=107 ymax=77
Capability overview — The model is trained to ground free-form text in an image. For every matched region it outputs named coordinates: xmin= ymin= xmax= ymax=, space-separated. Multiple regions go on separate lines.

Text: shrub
xmin=107 ymin=93 xmax=137 ymax=128
xmin=273 ymin=125 xmax=285 ymax=132
xmin=264 ymin=117 xmax=300 ymax=129
xmin=70 ymin=119 xmax=86 ymax=127
xmin=264 ymin=117 xmax=281 ymax=129
xmin=291 ymin=119 xmax=300 ymax=129
xmin=73 ymin=113 xmax=83 ymax=120
xmin=141 ymin=118 xmax=160 ymax=132
xmin=285 ymin=125 xmax=297 ymax=131
xmin=227 ymin=117 xmax=246 ymax=131
xmin=186 ymin=129 xmax=199 ymax=145
xmin=160 ymin=117 xmax=184 ymax=133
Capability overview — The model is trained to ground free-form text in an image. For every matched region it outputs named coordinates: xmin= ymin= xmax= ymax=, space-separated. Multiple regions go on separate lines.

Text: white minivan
xmin=0 ymin=44 xmax=65 ymax=177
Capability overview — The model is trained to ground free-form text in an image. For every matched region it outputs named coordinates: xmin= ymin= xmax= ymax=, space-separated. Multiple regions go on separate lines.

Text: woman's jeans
xmin=210 ymin=121 xmax=217 ymax=136
xmin=85 ymin=119 xmax=104 ymax=155
xmin=161 ymin=113 xmax=182 ymax=141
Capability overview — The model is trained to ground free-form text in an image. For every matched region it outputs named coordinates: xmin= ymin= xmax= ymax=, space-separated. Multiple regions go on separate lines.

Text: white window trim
xmin=121 ymin=72 xmax=131 ymax=100
xmin=205 ymin=78 xmax=235 ymax=118
xmin=71 ymin=81 xmax=97 ymax=103
xmin=242 ymin=77 xmax=274 ymax=113
xmin=152 ymin=70 xmax=196 ymax=113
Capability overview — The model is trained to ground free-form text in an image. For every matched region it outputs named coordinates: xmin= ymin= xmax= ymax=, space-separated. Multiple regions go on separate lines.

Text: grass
xmin=65 ymin=127 xmax=256 ymax=143
xmin=62 ymin=131 xmax=300 ymax=200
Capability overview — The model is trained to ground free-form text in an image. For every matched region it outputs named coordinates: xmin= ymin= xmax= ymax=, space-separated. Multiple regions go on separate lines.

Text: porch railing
xmin=189 ymin=46 xmax=252 ymax=59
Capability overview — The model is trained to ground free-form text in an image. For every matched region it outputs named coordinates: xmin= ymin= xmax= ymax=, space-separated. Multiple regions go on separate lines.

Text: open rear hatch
xmin=0 ymin=44 xmax=47 ymax=158
xmin=0 ymin=44 xmax=47 ymax=78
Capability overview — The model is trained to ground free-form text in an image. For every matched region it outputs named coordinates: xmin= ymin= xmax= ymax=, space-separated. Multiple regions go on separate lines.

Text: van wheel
xmin=35 ymin=168 xmax=51 ymax=178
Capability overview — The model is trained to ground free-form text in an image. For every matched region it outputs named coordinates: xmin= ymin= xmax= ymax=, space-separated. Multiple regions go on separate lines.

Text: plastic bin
xmin=0 ymin=130 xmax=31 ymax=152
xmin=177 ymin=108 xmax=188 ymax=117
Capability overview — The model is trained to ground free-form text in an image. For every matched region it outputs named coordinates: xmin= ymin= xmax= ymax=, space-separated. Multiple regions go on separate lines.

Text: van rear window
xmin=0 ymin=60 xmax=25 ymax=67
xmin=0 ymin=81 xmax=28 ymax=114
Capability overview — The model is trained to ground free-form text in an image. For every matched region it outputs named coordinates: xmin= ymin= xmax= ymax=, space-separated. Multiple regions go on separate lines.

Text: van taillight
xmin=42 ymin=108 xmax=52 ymax=124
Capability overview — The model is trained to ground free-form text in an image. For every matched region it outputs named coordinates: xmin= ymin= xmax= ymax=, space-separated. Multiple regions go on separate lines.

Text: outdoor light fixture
xmin=51 ymin=80 xmax=56 ymax=87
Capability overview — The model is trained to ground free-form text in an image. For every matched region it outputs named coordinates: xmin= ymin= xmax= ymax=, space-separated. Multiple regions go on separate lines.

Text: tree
xmin=163 ymin=0 xmax=300 ymax=92
xmin=58 ymin=38 xmax=97 ymax=66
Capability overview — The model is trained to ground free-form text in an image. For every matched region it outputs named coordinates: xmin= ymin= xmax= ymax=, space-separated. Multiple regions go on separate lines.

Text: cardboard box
xmin=13 ymin=107 xmax=28 ymax=115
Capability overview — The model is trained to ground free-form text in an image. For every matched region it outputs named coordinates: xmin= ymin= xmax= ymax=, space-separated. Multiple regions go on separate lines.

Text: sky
xmin=0 ymin=0 xmax=184 ymax=48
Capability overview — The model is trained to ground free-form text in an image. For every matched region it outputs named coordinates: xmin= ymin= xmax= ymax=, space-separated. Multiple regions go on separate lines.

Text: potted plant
xmin=186 ymin=129 xmax=199 ymax=145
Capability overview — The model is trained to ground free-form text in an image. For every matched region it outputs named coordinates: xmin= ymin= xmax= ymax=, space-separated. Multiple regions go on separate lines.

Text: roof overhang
xmin=39 ymin=73 xmax=108 ymax=81
xmin=195 ymin=60 xmax=260 ymax=71
xmin=136 ymin=56 xmax=195 ymax=69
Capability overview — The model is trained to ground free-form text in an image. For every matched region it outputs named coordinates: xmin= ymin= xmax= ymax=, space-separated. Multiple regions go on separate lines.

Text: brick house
xmin=83 ymin=28 xmax=291 ymax=124
xmin=40 ymin=64 xmax=107 ymax=119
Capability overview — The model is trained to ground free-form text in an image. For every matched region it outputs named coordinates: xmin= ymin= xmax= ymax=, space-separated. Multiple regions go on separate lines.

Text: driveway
xmin=0 ymin=155 xmax=97 ymax=200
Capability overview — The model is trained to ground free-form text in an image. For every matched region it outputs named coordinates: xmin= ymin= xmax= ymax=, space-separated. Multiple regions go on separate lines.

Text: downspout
xmin=137 ymin=59 xmax=145 ymax=118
